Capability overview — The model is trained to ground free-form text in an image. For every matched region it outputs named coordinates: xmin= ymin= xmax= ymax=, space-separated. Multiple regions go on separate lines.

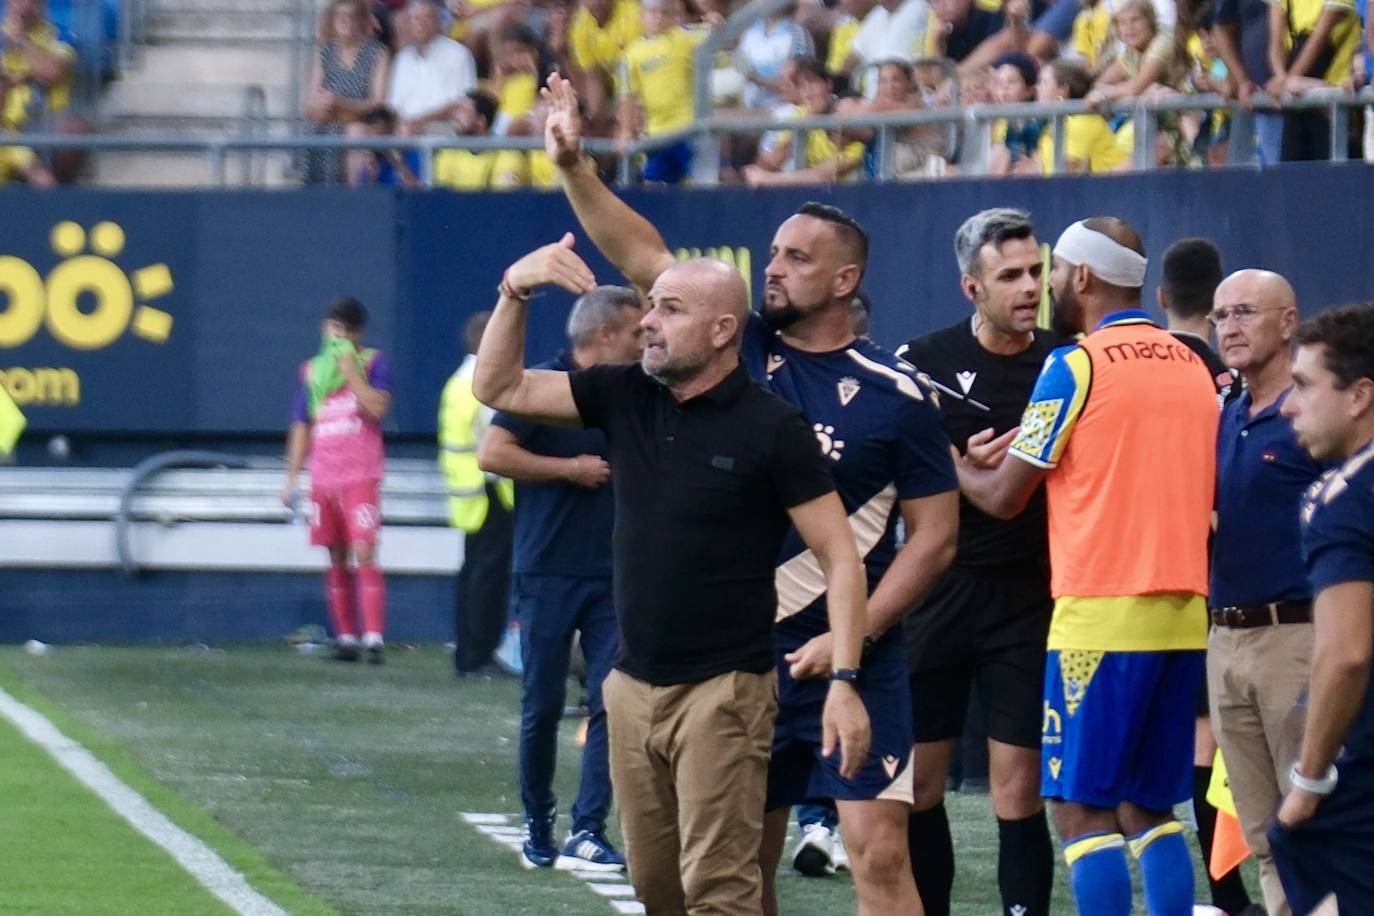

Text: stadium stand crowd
xmin=290 ymin=0 xmax=1373 ymax=186
xmin=0 ymin=0 xmax=1370 ymax=186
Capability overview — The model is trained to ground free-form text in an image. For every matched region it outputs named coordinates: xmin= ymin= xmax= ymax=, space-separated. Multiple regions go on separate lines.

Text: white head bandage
xmin=1052 ymin=220 xmax=1148 ymax=288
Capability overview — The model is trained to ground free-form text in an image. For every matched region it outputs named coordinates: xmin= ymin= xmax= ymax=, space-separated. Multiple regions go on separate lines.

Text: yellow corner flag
xmin=0 ymin=384 xmax=23 ymax=454
xmin=1206 ymin=750 xmax=1251 ymax=880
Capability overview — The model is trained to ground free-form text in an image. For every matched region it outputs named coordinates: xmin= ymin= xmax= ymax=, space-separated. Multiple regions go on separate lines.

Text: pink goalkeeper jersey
xmin=294 ymin=351 xmax=392 ymax=488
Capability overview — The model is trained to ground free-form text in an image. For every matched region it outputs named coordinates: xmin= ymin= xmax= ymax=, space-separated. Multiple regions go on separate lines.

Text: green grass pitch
xmin=0 ymin=645 xmax=1255 ymax=914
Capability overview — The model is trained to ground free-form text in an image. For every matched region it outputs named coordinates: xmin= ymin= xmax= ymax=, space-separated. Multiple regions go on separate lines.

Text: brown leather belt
xmin=1210 ymin=600 xmax=1312 ymax=629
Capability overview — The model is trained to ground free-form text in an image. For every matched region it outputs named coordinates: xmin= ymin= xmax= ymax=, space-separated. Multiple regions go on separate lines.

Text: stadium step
xmin=144 ymin=0 xmax=307 ymax=44
xmin=95 ymin=0 xmax=310 ymax=188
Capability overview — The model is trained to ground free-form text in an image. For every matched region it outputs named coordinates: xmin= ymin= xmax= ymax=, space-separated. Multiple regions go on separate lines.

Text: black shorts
xmin=905 ymin=563 xmax=1052 ymax=749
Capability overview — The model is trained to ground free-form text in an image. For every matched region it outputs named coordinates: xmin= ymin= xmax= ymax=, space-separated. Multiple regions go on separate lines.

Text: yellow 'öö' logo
xmin=0 ymin=220 xmax=175 ymax=351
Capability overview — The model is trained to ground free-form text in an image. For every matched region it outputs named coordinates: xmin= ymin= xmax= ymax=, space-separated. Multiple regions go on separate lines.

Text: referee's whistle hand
xmin=822 ymin=684 xmax=871 ymax=780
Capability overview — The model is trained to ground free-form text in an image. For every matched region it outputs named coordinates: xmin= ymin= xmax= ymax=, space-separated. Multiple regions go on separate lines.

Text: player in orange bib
xmin=955 ymin=218 xmax=1220 ymax=916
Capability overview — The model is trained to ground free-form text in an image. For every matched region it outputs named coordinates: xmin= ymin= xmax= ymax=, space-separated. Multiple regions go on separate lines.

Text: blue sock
xmin=1130 ymin=822 xmax=1194 ymax=916
xmin=1064 ymin=833 xmax=1132 ymax=916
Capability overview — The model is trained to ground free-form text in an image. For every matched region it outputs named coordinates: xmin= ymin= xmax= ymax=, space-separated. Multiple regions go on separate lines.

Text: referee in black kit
xmin=896 ymin=209 xmax=1061 ymax=916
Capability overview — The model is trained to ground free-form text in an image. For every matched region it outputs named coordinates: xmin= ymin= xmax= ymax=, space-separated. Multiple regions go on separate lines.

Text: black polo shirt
xmin=569 ymin=361 xmax=836 ymax=686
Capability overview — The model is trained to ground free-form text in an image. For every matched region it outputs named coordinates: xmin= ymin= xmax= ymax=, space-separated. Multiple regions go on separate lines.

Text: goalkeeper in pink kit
xmin=283 ymin=298 xmax=394 ymax=663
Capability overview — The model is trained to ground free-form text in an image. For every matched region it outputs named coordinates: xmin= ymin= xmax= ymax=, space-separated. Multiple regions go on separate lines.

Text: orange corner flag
xmin=1206 ymin=750 xmax=1252 ymax=880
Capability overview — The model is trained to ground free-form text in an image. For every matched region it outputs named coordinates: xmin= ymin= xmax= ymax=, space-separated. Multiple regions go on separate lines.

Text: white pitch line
xmin=460 ymin=812 xmax=509 ymax=825
xmin=463 ymin=812 xmax=641 ymax=914
xmin=0 ymin=687 xmax=287 ymax=916
xmin=587 ymin=883 xmax=637 ymax=897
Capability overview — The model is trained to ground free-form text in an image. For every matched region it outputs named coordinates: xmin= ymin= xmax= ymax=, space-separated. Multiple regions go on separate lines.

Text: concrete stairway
xmin=93 ymin=0 xmax=317 ymax=187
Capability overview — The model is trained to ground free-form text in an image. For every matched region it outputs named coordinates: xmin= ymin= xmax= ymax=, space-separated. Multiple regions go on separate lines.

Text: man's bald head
xmin=1215 ymin=269 xmax=1297 ymax=313
xmin=1214 ymin=268 xmax=1300 ymax=374
xmin=673 ymin=257 xmax=749 ymax=320
xmin=642 ymin=258 xmax=751 ymax=389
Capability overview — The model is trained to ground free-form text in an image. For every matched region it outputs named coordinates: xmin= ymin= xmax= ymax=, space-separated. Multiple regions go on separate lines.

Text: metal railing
xmin=116 ymin=0 xmax=149 ymax=72
xmin=6 ymin=88 xmax=1372 ymax=187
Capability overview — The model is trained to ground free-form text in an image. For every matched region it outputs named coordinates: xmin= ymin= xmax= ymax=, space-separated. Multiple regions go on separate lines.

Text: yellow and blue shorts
xmin=1042 ymin=649 xmax=1204 ymax=810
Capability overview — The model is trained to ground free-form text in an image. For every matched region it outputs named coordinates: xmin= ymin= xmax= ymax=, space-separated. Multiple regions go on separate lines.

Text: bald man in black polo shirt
xmin=474 ymin=233 xmax=872 ymax=916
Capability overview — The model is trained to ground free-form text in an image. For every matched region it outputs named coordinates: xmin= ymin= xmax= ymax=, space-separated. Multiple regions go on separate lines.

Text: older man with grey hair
xmin=895 ymin=207 xmax=1062 ymax=916
xmin=477 ymin=284 xmax=643 ymax=872
xmin=387 ymin=0 xmax=477 ymax=134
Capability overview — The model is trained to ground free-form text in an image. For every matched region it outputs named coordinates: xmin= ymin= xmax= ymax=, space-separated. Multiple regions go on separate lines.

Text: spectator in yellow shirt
xmin=988 ymin=51 xmax=1044 ymax=175
xmin=1032 ymin=59 xmax=1129 ymax=174
xmin=1 ymin=0 xmax=79 ymax=184
xmin=744 ymin=56 xmax=867 ymax=185
xmin=569 ymin=0 xmax=642 ymax=125
xmin=1268 ymin=0 xmax=1359 ymax=158
xmin=488 ymin=24 xmax=541 ymax=132
xmin=616 ymin=0 xmax=713 ymax=183
xmin=1087 ymin=0 xmax=1188 ymax=103
xmin=433 ymin=89 xmax=502 ymax=188
xmin=490 ymin=100 xmax=572 ymax=188
xmin=826 ymin=0 xmax=876 ymax=91
xmin=1070 ymin=0 xmax=1113 ymax=71
xmin=445 ymin=0 xmax=526 ymax=72
xmin=2 ymin=0 xmax=74 ymax=130
xmin=1087 ymin=0 xmax=1198 ymax=169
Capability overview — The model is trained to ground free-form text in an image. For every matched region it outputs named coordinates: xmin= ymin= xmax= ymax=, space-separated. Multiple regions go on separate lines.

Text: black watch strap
xmin=830 ymin=667 xmax=861 ymax=683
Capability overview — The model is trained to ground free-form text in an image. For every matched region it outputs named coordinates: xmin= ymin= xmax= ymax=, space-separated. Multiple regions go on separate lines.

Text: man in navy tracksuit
xmin=1268 ymin=302 xmax=1374 ymax=915
xmin=477 ymin=285 xmax=645 ymax=872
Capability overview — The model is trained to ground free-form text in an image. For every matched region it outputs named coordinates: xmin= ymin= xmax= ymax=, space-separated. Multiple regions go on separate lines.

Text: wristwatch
xmin=829 ymin=667 xmax=861 ymax=684
xmin=1289 ymin=762 xmax=1338 ymax=796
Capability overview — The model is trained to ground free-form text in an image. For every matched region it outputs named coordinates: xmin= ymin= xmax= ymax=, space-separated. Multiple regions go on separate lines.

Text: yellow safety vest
xmin=438 ymin=366 xmax=514 ymax=533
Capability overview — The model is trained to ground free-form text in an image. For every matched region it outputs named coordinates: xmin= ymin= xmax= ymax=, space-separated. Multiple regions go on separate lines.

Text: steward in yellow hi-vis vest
xmin=439 ymin=353 xmax=514 ymax=533
xmin=443 ymin=313 xmax=518 ymax=676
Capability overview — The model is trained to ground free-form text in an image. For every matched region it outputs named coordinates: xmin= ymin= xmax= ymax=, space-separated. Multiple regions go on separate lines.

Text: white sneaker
xmin=832 ymin=831 xmax=849 ymax=871
xmin=791 ymin=824 xmax=836 ymax=876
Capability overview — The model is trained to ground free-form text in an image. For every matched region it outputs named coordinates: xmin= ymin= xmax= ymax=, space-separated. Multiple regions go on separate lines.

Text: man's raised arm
xmin=473 ymin=234 xmax=597 ymax=425
xmin=542 ymin=74 xmax=677 ymax=296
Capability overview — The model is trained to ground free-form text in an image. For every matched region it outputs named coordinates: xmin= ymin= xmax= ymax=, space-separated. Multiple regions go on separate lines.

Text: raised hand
xmin=541 ymin=72 xmax=583 ymax=168
xmin=504 ymin=232 xmax=596 ymax=297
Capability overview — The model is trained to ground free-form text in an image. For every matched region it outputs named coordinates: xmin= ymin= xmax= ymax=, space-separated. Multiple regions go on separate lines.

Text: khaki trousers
xmin=603 ymin=668 xmax=777 ymax=916
xmin=1208 ymin=622 xmax=1314 ymax=916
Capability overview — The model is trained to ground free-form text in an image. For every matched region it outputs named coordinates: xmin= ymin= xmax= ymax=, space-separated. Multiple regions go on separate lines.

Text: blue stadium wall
xmin=0 ymin=163 xmax=1370 ymax=642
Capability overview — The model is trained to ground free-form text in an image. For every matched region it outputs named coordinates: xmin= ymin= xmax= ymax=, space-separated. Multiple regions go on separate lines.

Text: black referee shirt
xmin=898 ymin=319 xmax=1065 ymax=569
xmin=569 ymin=361 xmax=837 ymax=686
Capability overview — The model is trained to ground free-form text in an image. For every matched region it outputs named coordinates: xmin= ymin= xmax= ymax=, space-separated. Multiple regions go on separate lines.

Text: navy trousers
xmin=1269 ymin=763 xmax=1374 ymax=915
xmin=514 ymin=573 xmax=618 ymax=833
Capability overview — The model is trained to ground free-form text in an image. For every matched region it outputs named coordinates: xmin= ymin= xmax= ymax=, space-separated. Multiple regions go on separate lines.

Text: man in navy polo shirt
xmin=477 ymin=286 xmax=645 ymax=873
xmin=1207 ymin=269 xmax=1323 ymax=916
xmin=1269 ymin=301 xmax=1374 ymax=914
